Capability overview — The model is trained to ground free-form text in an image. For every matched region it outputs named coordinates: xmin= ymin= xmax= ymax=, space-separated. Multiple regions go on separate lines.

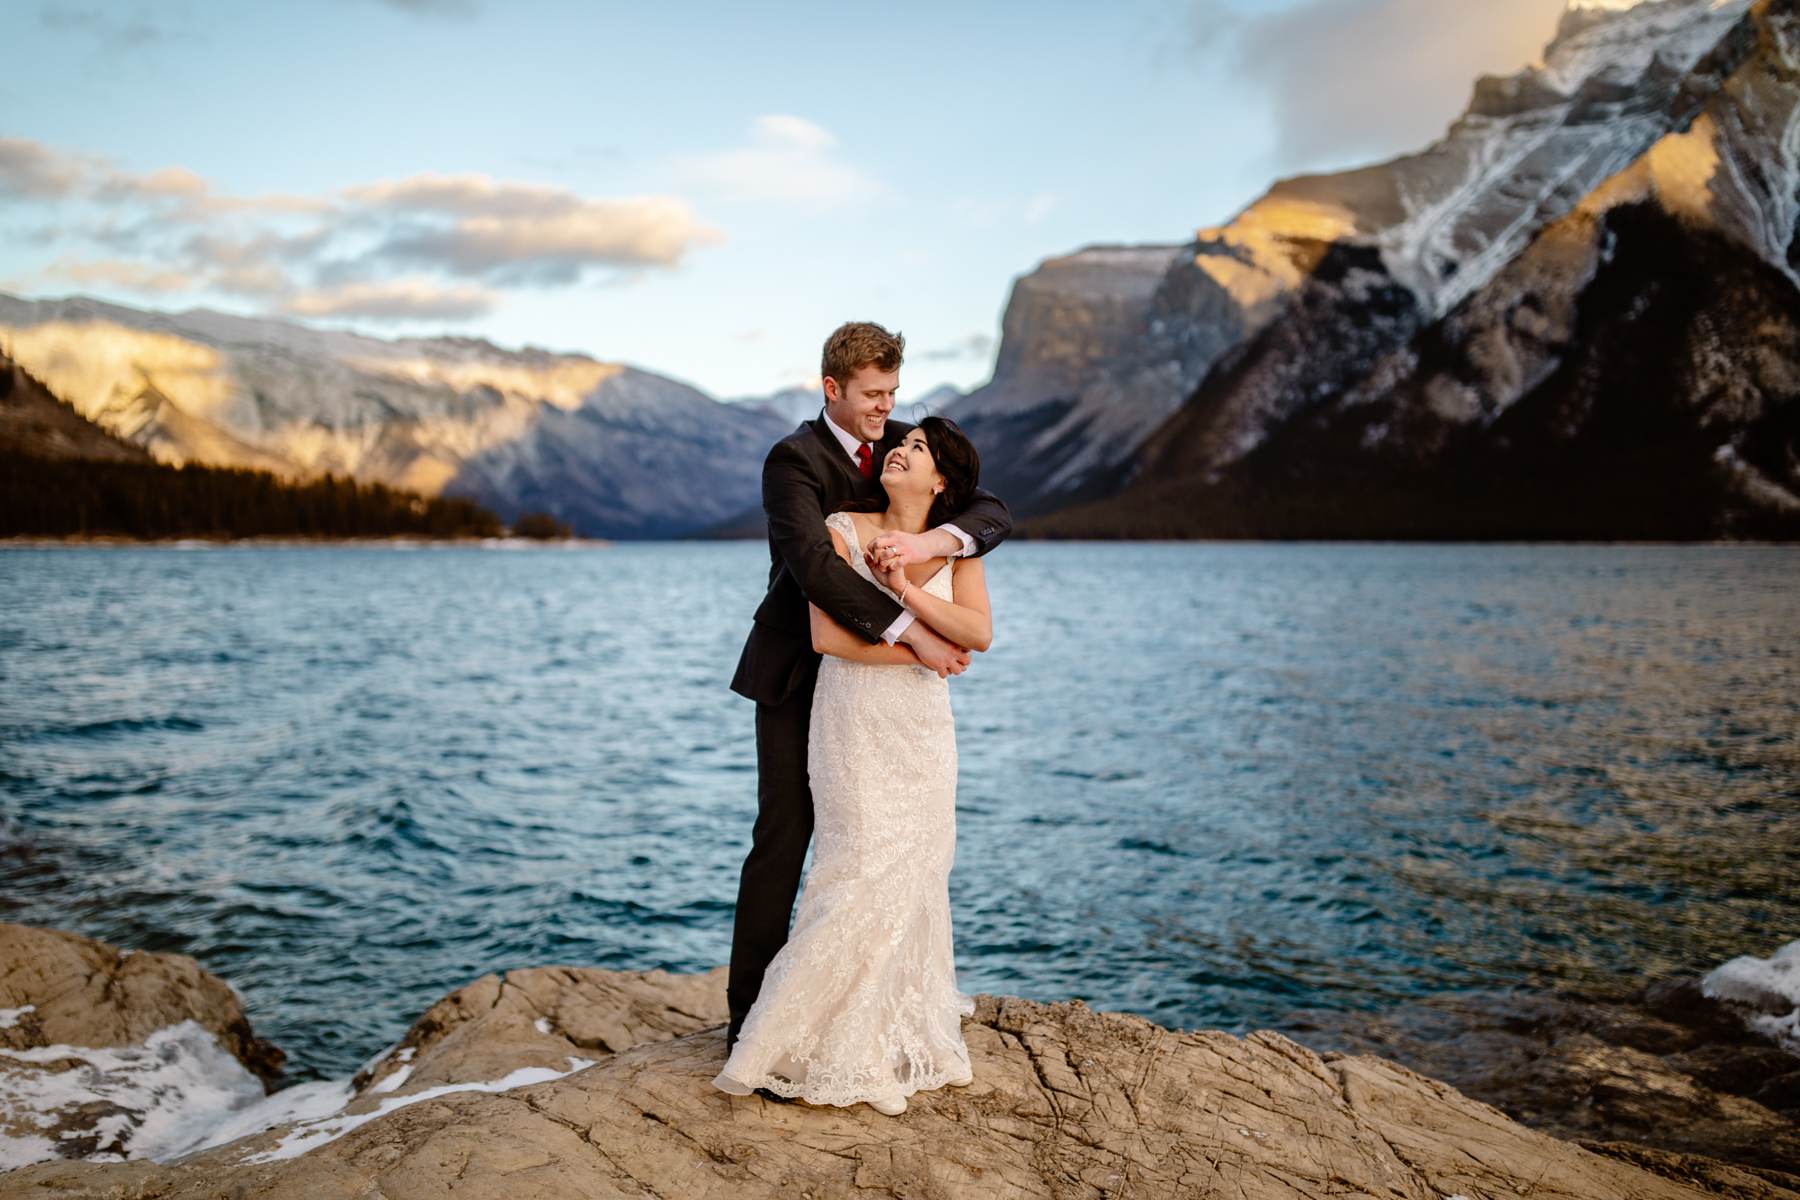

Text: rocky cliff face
xmin=945 ymin=244 xmax=1192 ymax=513
xmin=1041 ymin=0 xmax=1800 ymax=539
xmin=0 ymin=294 xmax=789 ymax=539
xmin=959 ymin=0 xmax=1797 ymax=534
xmin=0 ymin=353 xmax=157 ymax=465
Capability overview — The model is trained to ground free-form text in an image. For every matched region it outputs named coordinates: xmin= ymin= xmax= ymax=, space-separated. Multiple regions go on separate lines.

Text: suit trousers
xmin=726 ymin=662 xmax=820 ymax=1028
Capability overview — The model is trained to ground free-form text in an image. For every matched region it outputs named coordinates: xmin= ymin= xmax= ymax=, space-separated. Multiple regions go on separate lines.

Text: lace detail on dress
xmin=714 ymin=510 xmax=973 ymax=1107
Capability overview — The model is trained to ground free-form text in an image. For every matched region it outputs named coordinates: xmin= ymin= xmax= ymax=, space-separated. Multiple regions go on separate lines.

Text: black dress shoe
xmin=753 ymin=1086 xmax=798 ymax=1104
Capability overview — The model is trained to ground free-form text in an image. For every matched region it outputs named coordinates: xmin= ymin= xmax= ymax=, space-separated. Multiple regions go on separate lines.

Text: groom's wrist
xmin=937 ymin=524 xmax=975 ymax=558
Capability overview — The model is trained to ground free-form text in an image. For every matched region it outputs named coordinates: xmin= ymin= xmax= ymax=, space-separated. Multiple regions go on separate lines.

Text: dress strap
xmin=824 ymin=509 xmax=859 ymax=547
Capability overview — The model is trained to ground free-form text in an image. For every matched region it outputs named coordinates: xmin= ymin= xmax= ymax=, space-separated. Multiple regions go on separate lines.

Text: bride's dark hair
xmin=835 ymin=416 xmax=981 ymax=529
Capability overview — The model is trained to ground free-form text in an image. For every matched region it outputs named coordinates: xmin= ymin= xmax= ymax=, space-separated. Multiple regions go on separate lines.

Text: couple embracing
xmin=712 ymin=321 xmax=1013 ymax=1116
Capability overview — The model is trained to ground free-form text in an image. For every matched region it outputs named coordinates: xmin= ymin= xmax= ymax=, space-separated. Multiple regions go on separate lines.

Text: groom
xmin=726 ymin=320 xmax=1012 ymax=1051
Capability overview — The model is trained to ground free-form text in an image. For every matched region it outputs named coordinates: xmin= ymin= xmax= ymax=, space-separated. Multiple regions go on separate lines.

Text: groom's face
xmin=824 ymin=364 xmax=898 ymax=443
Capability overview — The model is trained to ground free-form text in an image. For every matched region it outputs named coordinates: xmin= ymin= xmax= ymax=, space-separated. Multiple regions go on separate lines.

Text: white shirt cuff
xmin=939 ymin=523 xmax=976 ymax=558
xmin=880 ymin=609 xmax=915 ymax=645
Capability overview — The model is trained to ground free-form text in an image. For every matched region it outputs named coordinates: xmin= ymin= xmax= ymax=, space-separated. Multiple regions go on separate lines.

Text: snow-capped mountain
xmin=955 ymin=0 xmax=1774 ymax=519
xmin=0 ymin=293 xmax=790 ymax=538
xmin=728 ymin=385 xmax=823 ymax=428
xmin=727 ymin=381 xmax=966 ymax=429
xmin=1038 ymin=0 xmax=1800 ymax=539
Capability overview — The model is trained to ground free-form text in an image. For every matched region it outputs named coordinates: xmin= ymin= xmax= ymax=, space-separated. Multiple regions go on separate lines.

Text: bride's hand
xmin=873 ymin=556 xmax=909 ymax=596
xmin=864 ymin=535 xmax=909 ymax=595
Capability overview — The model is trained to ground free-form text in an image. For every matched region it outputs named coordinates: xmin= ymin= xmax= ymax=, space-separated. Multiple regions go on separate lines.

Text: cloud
xmin=916 ymin=333 xmax=995 ymax=363
xmin=0 ymin=136 xmax=724 ymax=325
xmin=0 ymin=138 xmax=324 ymax=218
xmin=39 ymin=256 xmax=199 ymax=293
xmin=345 ymin=173 xmax=720 ymax=281
xmin=671 ymin=115 xmax=887 ymax=208
xmin=951 ymin=193 xmax=1060 ymax=228
xmin=363 ymin=0 xmax=479 ymax=17
xmin=1188 ymin=0 xmax=1566 ymax=172
xmin=0 ymin=138 xmax=97 ymax=199
xmin=343 ymin=174 xmax=587 ymax=218
xmin=279 ymin=279 xmax=499 ymax=321
xmin=36 ymin=3 xmax=174 ymax=51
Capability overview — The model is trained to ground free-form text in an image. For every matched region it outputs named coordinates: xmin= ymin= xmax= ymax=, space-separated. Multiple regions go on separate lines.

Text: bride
xmin=712 ymin=416 xmax=993 ymax=1116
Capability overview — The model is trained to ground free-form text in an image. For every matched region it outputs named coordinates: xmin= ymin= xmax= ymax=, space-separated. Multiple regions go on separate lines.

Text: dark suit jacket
xmin=729 ymin=413 xmax=1012 ymax=706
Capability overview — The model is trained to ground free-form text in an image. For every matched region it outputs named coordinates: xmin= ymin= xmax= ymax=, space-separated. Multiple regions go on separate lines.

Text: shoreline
xmin=1 ymin=921 xmax=1795 ymax=1192
xmin=3 ymin=921 xmax=1796 ymax=1197
xmin=0 ymin=534 xmax=614 ymax=549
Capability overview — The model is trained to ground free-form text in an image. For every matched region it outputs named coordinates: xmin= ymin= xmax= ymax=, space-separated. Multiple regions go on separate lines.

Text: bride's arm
xmin=886 ymin=556 xmax=992 ymax=652
xmin=811 ymin=528 xmax=925 ymax=665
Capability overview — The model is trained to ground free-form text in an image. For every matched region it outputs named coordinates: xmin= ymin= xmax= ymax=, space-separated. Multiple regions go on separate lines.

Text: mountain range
xmin=958 ymin=0 xmax=1799 ymax=539
xmin=0 ymin=293 xmax=792 ymax=538
xmin=5 ymin=0 xmax=1795 ymax=540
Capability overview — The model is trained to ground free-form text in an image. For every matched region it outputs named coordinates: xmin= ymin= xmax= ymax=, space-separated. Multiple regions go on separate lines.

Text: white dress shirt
xmin=819 ymin=408 xmax=975 ymax=644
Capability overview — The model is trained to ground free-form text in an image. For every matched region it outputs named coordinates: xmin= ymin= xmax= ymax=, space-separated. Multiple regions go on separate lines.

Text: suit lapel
xmin=809 ymin=416 xmax=864 ymax=487
xmin=811 ymin=415 xmax=911 ymax=500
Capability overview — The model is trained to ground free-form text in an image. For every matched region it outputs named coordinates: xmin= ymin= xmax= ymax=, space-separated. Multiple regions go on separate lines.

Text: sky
xmin=0 ymin=0 xmax=1571 ymax=401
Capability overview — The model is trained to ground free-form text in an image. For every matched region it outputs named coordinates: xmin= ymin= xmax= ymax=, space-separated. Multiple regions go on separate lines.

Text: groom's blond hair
xmin=821 ymin=321 xmax=905 ymax=395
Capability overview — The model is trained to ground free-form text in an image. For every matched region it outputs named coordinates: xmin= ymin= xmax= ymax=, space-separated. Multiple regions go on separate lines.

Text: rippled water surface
xmin=2 ymin=542 xmax=1795 ymax=1081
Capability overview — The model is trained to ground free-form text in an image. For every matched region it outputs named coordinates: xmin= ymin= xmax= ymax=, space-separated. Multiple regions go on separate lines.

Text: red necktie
xmin=855 ymin=443 xmax=873 ymax=478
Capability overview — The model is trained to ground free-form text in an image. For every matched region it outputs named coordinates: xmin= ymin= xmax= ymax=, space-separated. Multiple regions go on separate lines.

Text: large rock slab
xmin=8 ymin=994 xmax=1792 ymax=1200
xmin=349 ymin=962 xmax=730 ymax=1101
xmin=0 ymin=923 xmax=287 ymax=1168
xmin=0 ymin=923 xmax=283 ymax=1080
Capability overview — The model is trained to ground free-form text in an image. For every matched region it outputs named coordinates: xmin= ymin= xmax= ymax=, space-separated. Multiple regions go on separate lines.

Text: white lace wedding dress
xmin=713 ymin=510 xmax=974 ymax=1108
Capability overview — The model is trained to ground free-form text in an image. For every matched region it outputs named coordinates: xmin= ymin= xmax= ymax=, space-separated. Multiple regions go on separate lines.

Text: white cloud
xmin=38 ymin=256 xmax=199 ymax=293
xmin=347 ymin=173 xmax=721 ymax=279
xmin=751 ymin=114 xmax=837 ymax=153
xmin=1188 ymin=0 xmax=1566 ymax=172
xmin=917 ymin=332 xmax=995 ymax=362
xmin=279 ymin=278 xmax=499 ymax=321
xmin=0 ymin=137 xmax=99 ymax=199
xmin=0 ymin=136 xmax=724 ymax=323
xmin=35 ymin=4 xmax=181 ymax=53
xmin=951 ymin=193 xmax=1059 ymax=228
xmin=671 ymin=114 xmax=887 ymax=208
xmin=93 ymin=164 xmax=209 ymax=202
xmin=362 ymin=0 xmax=479 ymax=18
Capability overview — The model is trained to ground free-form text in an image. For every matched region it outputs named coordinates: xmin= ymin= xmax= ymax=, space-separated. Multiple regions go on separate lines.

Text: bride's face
xmin=880 ymin=429 xmax=944 ymax=503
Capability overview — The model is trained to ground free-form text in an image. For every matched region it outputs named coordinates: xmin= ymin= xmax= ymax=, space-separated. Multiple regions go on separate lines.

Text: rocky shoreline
xmin=2 ymin=921 xmax=1796 ymax=1199
xmin=1285 ymin=975 xmax=1800 ymax=1179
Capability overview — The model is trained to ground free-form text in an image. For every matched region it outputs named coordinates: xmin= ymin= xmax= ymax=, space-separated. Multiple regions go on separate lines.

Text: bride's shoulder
xmin=823 ymin=510 xmax=860 ymax=559
xmin=827 ymin=508 xmax=868 ymax=539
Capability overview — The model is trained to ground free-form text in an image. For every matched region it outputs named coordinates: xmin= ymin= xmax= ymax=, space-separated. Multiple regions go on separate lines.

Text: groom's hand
xmin=866 ymin=528 xmax=956 ymax=572
xmin=901 ymin=622 xmax=972 ymax=678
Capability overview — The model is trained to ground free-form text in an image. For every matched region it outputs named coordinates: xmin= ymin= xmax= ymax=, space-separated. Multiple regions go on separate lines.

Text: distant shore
xmin=0 ymin=534 xmax=613 ymax=549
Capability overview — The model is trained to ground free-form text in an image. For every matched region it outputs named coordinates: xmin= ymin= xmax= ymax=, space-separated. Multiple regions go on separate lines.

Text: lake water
xmin=1 ymin=541 xmax=1795 ymax=1084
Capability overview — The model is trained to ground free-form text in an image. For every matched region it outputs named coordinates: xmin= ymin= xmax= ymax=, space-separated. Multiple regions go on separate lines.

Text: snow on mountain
xmin=1037 ymin=0 xmax=1800 ymax=540
xmin=727 ymin=380 xmax=965 ymax=428
xmin=952 ymin=0 xmax=1761 ymax=514
xmin=0 ymin=292 xmax=790 ymax=538
xmin=727 ymin=385 xmax=822 ymax=428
